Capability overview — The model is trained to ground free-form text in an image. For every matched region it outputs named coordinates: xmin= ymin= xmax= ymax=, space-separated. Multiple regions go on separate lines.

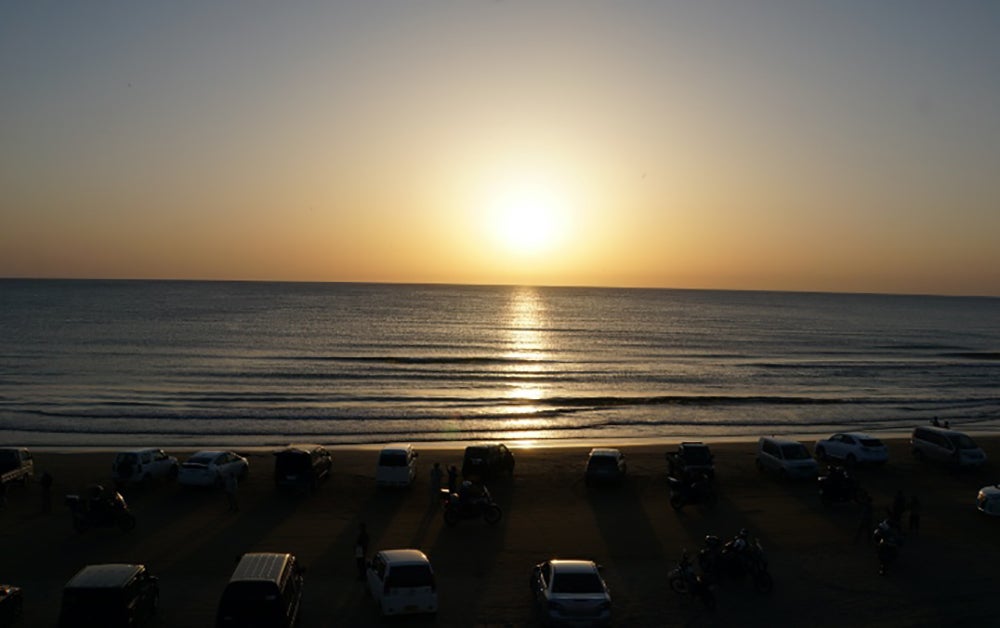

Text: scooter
xmin=65 ymin=484 xmax=136 ymax=533
xmin=668 ymin=472 xmax=717 ymax=510
xmin=698 ymin=531 xmax=773 ymax=593
xmin=440 ymin=484 xmax=502 ymax=526
xmin=668 ymin=551 xmax=716 ymax=610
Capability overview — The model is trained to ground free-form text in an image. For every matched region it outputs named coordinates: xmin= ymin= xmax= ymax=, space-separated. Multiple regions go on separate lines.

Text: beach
xmin=1 ymin=437 xmax=997 ymax=627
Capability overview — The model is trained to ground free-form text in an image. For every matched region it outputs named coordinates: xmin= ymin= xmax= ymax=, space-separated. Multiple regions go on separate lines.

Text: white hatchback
xmin=375 ymin=444 xmax=418 ymax=488
xmin=177 ymin=451 xmax=248 ymax=487
xmin=366 ymin=549 xmax=437 ymax=616
xmin=756 ymin=437 xmax=819 ymax=480
xmin=814 ymin=432 xmax=889 ymax=466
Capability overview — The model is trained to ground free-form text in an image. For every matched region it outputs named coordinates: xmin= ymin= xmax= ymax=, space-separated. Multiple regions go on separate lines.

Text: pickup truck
xmin=0 ymin=448 xmax=34 ymax=485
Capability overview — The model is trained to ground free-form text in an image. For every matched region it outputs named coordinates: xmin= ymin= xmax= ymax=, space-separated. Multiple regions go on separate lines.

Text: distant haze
xmin=2 ymin=2 xmax=999 ymax=296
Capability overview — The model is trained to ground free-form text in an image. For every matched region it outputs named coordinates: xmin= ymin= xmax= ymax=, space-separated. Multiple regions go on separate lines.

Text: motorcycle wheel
xmin=668 ymin=574 xmax=688 ymax=594
xmin=119 ymin=513 xmax=137 ymax=532
xmin=753 ymin=570 xmax=774 ymax=593
xmin=484 ymin=504 xmax=502 ymax=525
xmin=670 ymin=494 xmax=684 ymax=510
xmin=443 ymin=508 xmax=461 ymax=527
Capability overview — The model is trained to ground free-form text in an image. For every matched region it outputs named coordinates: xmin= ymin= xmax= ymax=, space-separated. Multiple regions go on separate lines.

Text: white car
xmin=177 ymin=451 xmax=248 ymax=487
xmin=111 ymin=448 xmax=179 ymax=488
xmin=530 ymin=559 xmax=611 ymax=627
xmin=814 ymin=433 xmax=889 ymax=466
xmin=977 ymin=485 xmax=1000 ymax=516
xmin=756 ymin=437 xmax=819 ymax=480
xmin=366 ymin=549 xmax=437 ymax=616
xmin=375 ymin=444 xmax=418 ymax=488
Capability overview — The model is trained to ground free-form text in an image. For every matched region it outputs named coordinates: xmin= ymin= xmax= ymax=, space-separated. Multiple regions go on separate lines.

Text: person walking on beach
xmin=40 ymin=471 xmax=53 ymax=514
xmin=855 ymin=494 xmax=873 ymax=544
xmin=356 ymin=522 xmax=370 ymax=581
xmin=447 ymin=465 xmax=458 ymax=492
xmin=430 ymin=462 xmax=443 ymax=496
xmin=908 ymin=495 xmax=921 ymax=534
xmin=224 ymin=472 xmax=239 ymax=512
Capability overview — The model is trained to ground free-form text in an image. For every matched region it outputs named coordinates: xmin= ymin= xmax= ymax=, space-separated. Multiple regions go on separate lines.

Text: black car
xmin=462 ymin=444 xmax=515 ymax=481
xmin=58 ymin=564 xmax=158 ymax=628
xmin=273 ymin=444 xmax=332 ymax=492
xmin=666 ymin=442 xmax=715 ymax=480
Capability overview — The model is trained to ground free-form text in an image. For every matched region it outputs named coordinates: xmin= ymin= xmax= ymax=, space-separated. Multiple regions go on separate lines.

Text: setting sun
xmin=487 ymin=180 xmax=569 ymax=256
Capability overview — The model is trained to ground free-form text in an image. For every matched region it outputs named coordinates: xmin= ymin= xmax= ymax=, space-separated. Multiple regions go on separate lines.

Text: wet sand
xmin=0 ymin=438 xmax=997 ymax=627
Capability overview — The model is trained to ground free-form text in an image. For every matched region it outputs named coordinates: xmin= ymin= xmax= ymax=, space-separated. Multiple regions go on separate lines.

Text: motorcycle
xmin=668 ymin=551 xmax=716 ymax=610
xmin=818 ymin=466 xmax=864 ymax=506
xmin=872 ymin=518 xmax=902 ymax=576
xmin=440 ymin=484 xmax=502 ymax=527
xmin=65 ymin=484 xmax=136 ymax=533
xmin=668 ymin=472 xmax=717 ymax=510
xmin=698 ymin=531 xmax=773 ymax=593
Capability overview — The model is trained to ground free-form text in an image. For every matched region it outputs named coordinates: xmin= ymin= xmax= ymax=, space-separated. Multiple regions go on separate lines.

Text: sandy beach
xmin=1 ymin=437 xmax=997 ymax=627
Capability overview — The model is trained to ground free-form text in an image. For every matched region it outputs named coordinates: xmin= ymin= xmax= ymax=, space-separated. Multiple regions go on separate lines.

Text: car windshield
xmin=276 ymin=452 xmax=310 ymax=473
xmin=588 ymin=456 xmax=617 ymax=469
xmin=379 ymin=452 xmax=408 ymax=466
xmin=465 ymin=447 xmax=490 ymax=459
xmin=682 ymin=447 xmax=711 ymax=464
xmin=552 ymin=572 xmax=604 ymax=594
xmin=186 ymin=454 xmax=215 ymax=465
xmin=780 ymin=444 xmax=811 ymax=460
xmin=951 ymin=434 xmax=978 ymax=449
xmin=859 ymin=438 xmax=883 ymax=448
xmin=387 ymin=565 xmax=433 ymax=587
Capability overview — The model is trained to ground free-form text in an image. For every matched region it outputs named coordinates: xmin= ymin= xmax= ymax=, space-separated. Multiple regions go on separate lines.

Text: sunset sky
xmin=2 ymin=2 xmax=999 ymax=296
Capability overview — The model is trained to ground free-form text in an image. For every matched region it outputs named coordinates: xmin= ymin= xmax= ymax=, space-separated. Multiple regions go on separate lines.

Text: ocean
xmin=1 ymin=279 xmax=999 ymax=447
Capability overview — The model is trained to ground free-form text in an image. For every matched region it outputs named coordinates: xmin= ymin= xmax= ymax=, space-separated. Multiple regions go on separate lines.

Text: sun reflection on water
xmin=499 ymin=287 xmax=555 ymax=434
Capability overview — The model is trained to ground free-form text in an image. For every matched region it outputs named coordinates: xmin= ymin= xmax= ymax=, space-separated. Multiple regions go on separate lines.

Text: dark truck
xmin=0 ymin=448 xmax=33 ymax=485
xmin=666 ymin=442 xmax=715 ymax=480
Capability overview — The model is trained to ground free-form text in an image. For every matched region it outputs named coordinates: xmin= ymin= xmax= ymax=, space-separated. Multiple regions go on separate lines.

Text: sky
xmin=2 ymin=1 xmax=999 ymax=296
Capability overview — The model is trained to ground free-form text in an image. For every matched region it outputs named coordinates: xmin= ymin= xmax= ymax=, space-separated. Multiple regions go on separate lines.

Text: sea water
xmin=1 ymin=279 xmax=998 ymax=447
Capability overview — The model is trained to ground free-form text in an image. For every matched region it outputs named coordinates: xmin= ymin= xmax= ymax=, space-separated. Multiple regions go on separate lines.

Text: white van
xmin=375 ymin=444 xmax=418 ymax=488
xmin=366 ymin=549 xmax=437 ymax=616
xmin=756 ymin=437 xmax=819 ymax=480
xmin=911 ymin=426 xmax=987 ymax=469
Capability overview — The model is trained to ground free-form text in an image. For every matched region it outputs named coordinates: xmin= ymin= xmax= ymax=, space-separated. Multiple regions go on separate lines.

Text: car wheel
xmin=668 ymin=574 xmax=688 ymax=594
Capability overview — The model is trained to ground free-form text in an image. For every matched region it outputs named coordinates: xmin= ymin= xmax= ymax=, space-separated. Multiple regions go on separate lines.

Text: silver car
xmin=531 ymin=559 xmax=611 ymax=627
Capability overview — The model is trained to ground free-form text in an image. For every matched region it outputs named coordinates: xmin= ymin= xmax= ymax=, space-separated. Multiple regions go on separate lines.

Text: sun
xmin=488 ymin=182 xmax=567 ymax=255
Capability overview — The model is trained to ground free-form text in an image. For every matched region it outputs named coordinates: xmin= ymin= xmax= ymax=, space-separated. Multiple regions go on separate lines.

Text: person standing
xmin=430 ymin=462 xmax=444 ymax=495
xmin=356 ymin=522 xmax=370 ymax=581
xmin=447 ymin=465 xmax=458 ymax=492
xmin=224 ymin=472 xmax=239 ymax=512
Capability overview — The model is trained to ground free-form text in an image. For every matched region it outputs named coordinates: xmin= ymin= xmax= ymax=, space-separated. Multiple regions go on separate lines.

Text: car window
xmin=780 ymin=444 xmax=810 ymax=460
xmin=952 ymin=434 xmax=977 ymax=449
xmin=682 ymin=447 xmax=711 ymax=464
xmin=762 ymin=441 xmax=778 ymax=457
xmin=859 ymin=438 xmax=882 ymax=447
xmin=551 ymin=572 xmax=604 ymax=594
xmin=379 ymin=452 xmax=409 ymax=466
xmin=386 ymin=565 xmax=433 ymax=588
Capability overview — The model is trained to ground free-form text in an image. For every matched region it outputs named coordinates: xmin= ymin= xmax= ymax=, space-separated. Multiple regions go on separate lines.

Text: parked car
xmin=814 ymin=433 xmax=888 ymax=466
xmin=111 ymin=448 xmax=179 ymax=488
xmin=375 ymin=444 xmax=418 ymax=488
xmin=58 ymin=564 xmax=158 ymax=628
xmin=530 ymin=559 xmax=612 ymax=627
xmin=666 ymin=442 xmax=715 ymax=479
xmin=0 ymin=447 xmax=33 ymax=485
xmin=366 ymin=549 xmax=437 ymax=617
xmin=976 ymin=485 xmax=1000 ymax=516
xmin=911 ymin=426 xmax=987 ymax=469
xmin=585 ymin=448 xmax=627 ymax=485
xmin=216 ymin=552 xmax=304 ymax=628
xmin=461 ymin=443 xmax=515 ymax=481
xmin=273 ymin=444 xmax=332 ymax=492
xmin=177 ymin=451 xmax=248 ymax=487
xmin=0 ymin=584 xmax=23 ymax=625
xmin=756 ymin=437 xmax=819 ymax=479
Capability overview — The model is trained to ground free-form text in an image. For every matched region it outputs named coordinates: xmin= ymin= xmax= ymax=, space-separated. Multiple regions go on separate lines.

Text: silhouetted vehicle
xmin=273 ymin=444 xmax=332 ymax=492
xmin=58 ymin=564 xmax=158 ymax=628
xmin=668 ymin=551 xmax=715 ymax=611
xmin=0 ymin=447 xmax=33 ymax=485
xmin=461 ymin=444 xmax=514 ymax=481
xmin=178 ymin=451 xmax=248 ymax=488
xmin=366 ymin=550 xmax=438 ymax=617
xmin=698 ymin=530 xmax=773 ymax=593
xmin=585 ymin=448 xmax=627 ymax=486
xmin=216 ymin=553 xmax=304 ymax=628
xmin=668 ymin=472 xmax=717 ymax=510
xmin=818 ymin=465 xmax=864 ymax=506
xmin=111 ymin=448 xmax=178 ymax=489
xmin=756 ymin=437 xmax=819 ymax=480
xmin=440 ymin=482 xmax=502 ymax=526
xmin=65 ymin=485 xmax=135 ymax=533
xmin=531 ymin=559 xmax=612 ymax=626
xmin=666 ymin=442 xmax=715 ymax=480
xmin=911 ymin=426 xmax=987 ymax=469
xmin=814 ymin=432 xmax=888 ymax=466
xmin=0 ymin=584 xmax=24 ymax=625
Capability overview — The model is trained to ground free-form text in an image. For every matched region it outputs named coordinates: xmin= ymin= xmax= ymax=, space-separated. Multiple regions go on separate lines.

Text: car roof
xmin=278 ymin=444 xmax=325 ymax=453
xmin=549 ymin=559 xmax=599 ymax=574
xmin=380 ymin=443 xmax=412 ymax=452
xmin=378 ymin=549 xmax=430 ymax=565
xmin=230 ymin=553 xmax=293 ymax=582
xmin=190 ymin=450 xmax=226 ymax=457
xmin=66 ymin=564 xmax=143 ymax=589
xmin=914 ymin=426 xmax=970 ymax=437
xmin=980 ymin=485 xmax=1000 ymax=497
xmin=588 ymin=448 xmax=621 ymax=457
xmin=835 ymin=432 xmax=878 ymax=439
xmin=760 ymin=436 xmax=803 ymax=446
xmin=116 ymin=447 xmax=162 ymax=454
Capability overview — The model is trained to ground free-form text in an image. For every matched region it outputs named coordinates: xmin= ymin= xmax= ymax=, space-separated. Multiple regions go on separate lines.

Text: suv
xmin=756 ymin=437 xmax=818 ymax=480
xmin=216 ymin=553 xmax=304 ymax=628
xmin=911 ymin=426 xmax=987 ymax=469
xmin=375 ymin=444 xmax=418 ymax=488
xmin=273 ymin=444 xmax=332 ymax=492
xmin=58 ymin=564 xmax=159 ymax=628
xmin=111 ymin=448 xmax=178 ymax=488
xmin=666 ymin=442 xmax=715 ymax=480
xmin=461 ymin=444 xmax=515 ymax=481
xmin=0 ymin=448 xmax=33 ymax=485
xmin=366 ymin=549 xmax=437 ymax=617
xmin=585 ymin=448 xmax=627 ymax=485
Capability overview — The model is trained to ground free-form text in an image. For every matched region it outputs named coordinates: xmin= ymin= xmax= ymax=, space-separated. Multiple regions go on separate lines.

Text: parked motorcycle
xmin=65 ymin=484 xmax=136 ymax=533
xmin=668 ymin=472 xmax=717 ymax=510
xmin=698 ymin=530 xmax=773 ymax=593
xmin=668 ymin=551 xmax=716 ymax=610
xmin=440 ymin=482 xmax=502 ymax=526
xmin=873 ymin=518 xmax=902 ymax=576
xmin=818 ymin=465 xmax=864 ymax=506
